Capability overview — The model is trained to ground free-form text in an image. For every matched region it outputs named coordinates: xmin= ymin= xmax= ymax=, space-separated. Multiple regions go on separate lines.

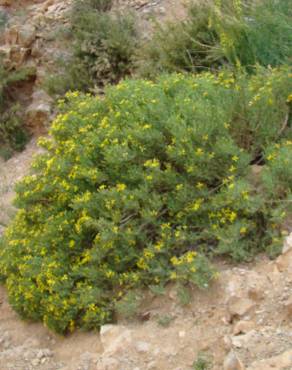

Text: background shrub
xmin=0 ymin=63 xmax=32 ymax=159
xmin=136 ymin=0 xmax=292 ymax=77
xmin=44 ymin=0 xmax=138 ymax=96
xmin=1 ymin=69 xmax=291 ymax=333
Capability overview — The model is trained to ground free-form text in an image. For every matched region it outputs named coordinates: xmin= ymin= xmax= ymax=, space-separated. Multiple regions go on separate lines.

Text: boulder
xmin=18 ymin=24 xmax=36 ymax=48
xmin=25 ymin=89 xmax=52 ymax=132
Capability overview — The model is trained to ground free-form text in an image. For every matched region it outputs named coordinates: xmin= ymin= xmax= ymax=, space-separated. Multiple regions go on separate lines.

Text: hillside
xmin=0 ymin=0 xmax=291 ymax=369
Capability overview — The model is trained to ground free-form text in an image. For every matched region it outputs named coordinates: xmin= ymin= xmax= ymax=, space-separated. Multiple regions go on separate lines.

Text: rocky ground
xmin=0 ymin=0 xmax=292 ymax=369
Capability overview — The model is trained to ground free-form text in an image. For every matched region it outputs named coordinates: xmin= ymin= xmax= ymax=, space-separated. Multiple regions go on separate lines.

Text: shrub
xmin=44 ymin=1 xmax=138 ymax=96
xmin=0 ymin=10 xmax=8 ymax=30
xmin=0 ymin=70 xmax=291 ymax=333
xmin=0 ymin=63 xmax=32 ymax=159
xmin=136 ymin=0 xmax=292 ymax=77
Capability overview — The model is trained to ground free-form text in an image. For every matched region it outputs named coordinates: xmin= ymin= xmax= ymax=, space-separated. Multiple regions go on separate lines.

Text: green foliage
xmin=0 ymin=63 xmax=32 ymax=159
xmin=115 ymin=291 xmax=141 ymax=320
xmin=137 ymin=0 xmax=292 ymax=77
xmin=157 ymin=314 xmax=174 ymax=327
xmin=177 ymin=285 xmax=192 ymax=306
xmin=0 ymin=10 xmax=8 ymax=30
xmin=45 ymin=0 xmax=138 ymax=95
xmin=1 ymin=70 xmax=292 ymax=333
xmin=192 ymin=352 xmax=212 ymax=370
xmin=72 ymin=0 xmax=113 ymax=13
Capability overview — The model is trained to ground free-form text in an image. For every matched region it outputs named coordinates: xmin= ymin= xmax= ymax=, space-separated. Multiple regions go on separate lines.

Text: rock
xmin=228 ymin=297 xmax=255 ymax=317
xmin=223 ymin=335 xmax=232 ymax=352
xmin=31 ymin=38 xmax=43 ymax=58
xmin=135 ymin=341 xmax=150 ymax=353
xmin=9 ymin=45 xmax=30 ymax=68
xmin=96 ymin=357 xmax=119 ymax=370
xmin=0 ymin=0 xmax=12 ymax=6
xmin=31 ymin=358 xmax=40 ymax=366
xmin=276 ymin=249 xmax=292 ymax=272
xmin=247 ymin=349 xmax=292 ymax=370
xmin=276 ymin=233 xmax=292 ymax=271
xmin=231 ymin=330 xmax=257 ymax=349
xmin=233 ymin=320 xmax=255 ymax=335
xmin=4 ymin=25 xmax=19 ymax=45
xmin=18 ymin=24 xmax=36 ymax=47
xmin=282 ymin=233 xmax=292 ymax=254
xmin=100 ymin=324 xmax=132 ymax=355
xmin=284 ymin=296 xmax=292 ymax=317
xmin=224 ymin=351 xmax=245 ymax=370
xmin=25 ymin=90 xmax=52 ymax=132
xmin=178 ymin=331 xmax=186 ymax=338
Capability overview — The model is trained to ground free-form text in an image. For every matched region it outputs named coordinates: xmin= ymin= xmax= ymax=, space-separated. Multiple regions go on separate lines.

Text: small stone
xmin=224 ymin=351 xmax=245 ymax=370
xmin=178 ymin=331 xmax=186 ymax=338
xmin=135 ymin=341 xmax=150 ymax=353
xmin=31 ymin=358 xmax=40 ymax=366
xmin=223 ymin=335 xmax=232 ymax=352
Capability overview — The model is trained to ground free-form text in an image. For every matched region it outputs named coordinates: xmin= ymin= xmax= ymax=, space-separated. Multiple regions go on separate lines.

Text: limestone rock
xmin=135 ymin=341 xmax=150 ymax=353
xmin=233 ymin=320 xmax=255 ymax=335
xmin=100 ymin=324 xmax=132 ymax=355
xmin=0 ymin=0 xmax=12 ymax=6
xmin=231 ymin=330 xmax=257 ymax=349
xmin=228 ymin=297 xmax=255 ymax=317
xmin=284 ymin=296 xmax=292 ymax=318
xmin=247 ymin=349 xmax=292 ymax=370
xmin=25 ymin=89 xmax=52 ymax=132
xmin=224 ymin=351 xmax=245 ymax=370
xmin=283 ymin=233 xmax=292 ymax=254
xmin=18 ymin=25 xmax=36 ymax=47
xmin=9 ymin=45 xmax=30 ymax=68
xmin=4 ymin=25 xmax=19 ymax=45
xmin=275 ymin=251 xmax=292 ymax=271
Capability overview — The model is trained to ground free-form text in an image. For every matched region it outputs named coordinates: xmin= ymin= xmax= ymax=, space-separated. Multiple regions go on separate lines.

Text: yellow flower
xmin=267 ymin=153 xmax=276 ymax=161
xmin=144 ymin=159 xmax=160 ymax=168
xmin=170 ymin=256 xmax=180 ymax=265
xmin=190 ymin=199 xmax=203 ymax=211
xmin=240 ymin=227 xmax=247 ymax=235
xmin=170 ymin=271 xmax=177 ymax=279
xmin=116 ymin=183 xmax=126 ymax=192
xmin=195 ymin=148 xmax=203 ymax=156
xmin=229 ymin=165 xmax=236 ymax=172
xmin=144 ymin=249 xmax=154 ymax=259
xmin=185 ymin=251 xmax=197 ymax=263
